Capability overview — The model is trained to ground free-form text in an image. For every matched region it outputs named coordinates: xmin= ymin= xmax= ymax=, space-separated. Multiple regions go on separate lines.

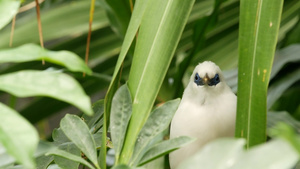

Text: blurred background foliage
xmin=0 ymin=0 xmax=299 ymax=141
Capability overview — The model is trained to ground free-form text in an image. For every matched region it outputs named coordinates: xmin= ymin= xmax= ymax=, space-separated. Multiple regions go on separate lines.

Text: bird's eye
xmin=194 ymin=73 xmax=203 ymax=86
xmin=209 ymin=74 xmax=220 ymax=86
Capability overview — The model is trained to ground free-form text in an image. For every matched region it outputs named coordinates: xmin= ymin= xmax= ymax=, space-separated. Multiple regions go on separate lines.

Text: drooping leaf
xmin=138 ymin=136 xmax=195 ymax=166
xmin=0 ymin=103 xmax=38 ymax=169
xmin=110 ymin=84 xmax=132 ymax=163
xmin=130 ymin=99 xmax=181 ymax=166
xmin=0 ymin=44 xmax=92 ymax=75
xmin=0 ymin=0 xmax=20 ymax=30
xmin=60 ymin=114 xmax=98 ymax=168
xmin=0 ymin=70 xmax=93 ymax=116
xmin=46 ymin=148 xmax=95 ymax=169
xmin=236 ymin=0 xmax=284 ymax=147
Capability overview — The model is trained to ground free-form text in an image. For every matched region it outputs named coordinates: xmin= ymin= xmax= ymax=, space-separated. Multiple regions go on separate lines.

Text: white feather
xmin=169 ymin=61 xmax=236 ymax=169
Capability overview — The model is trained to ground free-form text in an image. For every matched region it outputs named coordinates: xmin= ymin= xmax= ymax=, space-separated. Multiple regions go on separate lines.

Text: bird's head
xmin=188 ymin=61 xmax=227 ymax=94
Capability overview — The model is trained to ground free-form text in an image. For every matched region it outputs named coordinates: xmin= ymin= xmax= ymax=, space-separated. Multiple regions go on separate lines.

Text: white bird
xmin=169 ymin=61 xmax=236 ymax=169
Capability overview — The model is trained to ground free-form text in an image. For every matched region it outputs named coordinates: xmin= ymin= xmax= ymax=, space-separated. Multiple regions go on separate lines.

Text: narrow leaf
xmin=122 ymin=0 xmax=195 ymax=163
xmin=138 ymin=136 xmax=195 ymax=166
xmin=236 ymin=0 xmax=284 ymax=147
xmin=0 ymin=103 xmax=38 ymax=169
xmin=60 ymin=114 xmax=98 ymax=168
xmin=0 ymin=0 xmax=20 ymax=30
xmin=46 ymin=149 xmax=95 ymax=169
xmin=0 ymin=44 xmax=92 ymax=75
xmin=110 ymin=84 xmax=132 ymax=163
xmin=130 ymin=99 xmax=181 ymax=165
xmin=0 ymin=70 xmax=93 ymax=116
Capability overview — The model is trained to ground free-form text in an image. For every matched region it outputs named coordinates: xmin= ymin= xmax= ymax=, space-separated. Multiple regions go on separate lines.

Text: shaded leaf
xmin=46 ymin=149 xmax=95 ymax=169
xmin=138 ymin=136 xmax=195 ymax=166
xmin=54 ymin=144 xmax=80 ymax=169
xmin=110 ymin=84 xmax=132 ymax=162
xmin=130 ymin=99 xmax=181 ymax=165
xmin=60 ymin=114 xmax=98 ymax=168
xmin=0 ymin=70 xmax=93 ymax=116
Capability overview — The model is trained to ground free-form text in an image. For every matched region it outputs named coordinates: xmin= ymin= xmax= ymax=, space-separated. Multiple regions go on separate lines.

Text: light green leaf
xmin=110 ymin=84 xmax=132 ymax=163
xmin=130 ymin=99 xmax=181 ymax=166
xmin=178 ymin=138 xmax=298 ymax=169
xmin=60 ymin=114 xmax=98 ymax=169
xmin=0 ymin=0 xmax=20 ymax=30
xmin=0 ymin=44 xmax=92 ymax=75
xmin=267 ymin=111 xmax=300 ymax=134
xmin=0 ymin=70 xmax=93 ymax=116
xmin=236 ymin=0 xmax=284 ymax=147
xmin=46 ymin=149 xmax=95 ymax=169
xmin=138 ymin=136 xmax=195 ymax=166
xmin=0 ymin=103 xmax=38 ymax=169
xmin=121 ymin=0 xmax=195 ymax=163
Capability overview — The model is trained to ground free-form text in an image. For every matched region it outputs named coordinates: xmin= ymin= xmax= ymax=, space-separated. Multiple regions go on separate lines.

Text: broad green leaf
xmin=236 ymin=0 xmax=284 ymax=147
xmin=122 ymin=0 xmax=195 ymax=163
xmin=60 ymin=114 xmax=99 ymax=169
xmin=52 ymin=128 xmax=70 ymax=145
xmin=110 ymin=84 xmax=132 ymax=163
xmin=0 ymin=0 xmax=20 ymax=30
xmin=0 ymin=70 xmax=93 ymax=116
xmin=0 ymin=44 xmax=92 ymax=75
xmin=46 ymin=149 xmax=95 ymax=169
xmin=130 ymin=99 xmax=181 ymax=166
xmin=0 ymin=103 xmax=38 ymax=169
xmin=178 ymin=138 xmax=298 ymax=169
xmin=53 ymin=144 xmax=80 ymax=169
xmin=36 ymin=155 xmax=53 ymax=169
xmin=138 ymin=136 xmax=195 ymax=166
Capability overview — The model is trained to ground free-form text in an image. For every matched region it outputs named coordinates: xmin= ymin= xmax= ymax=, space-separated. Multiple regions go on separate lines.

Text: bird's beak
xmin=203 ymin=73 xmax=210 ymax=85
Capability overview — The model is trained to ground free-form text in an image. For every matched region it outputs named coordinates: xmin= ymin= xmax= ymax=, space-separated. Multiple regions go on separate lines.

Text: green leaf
xmin=0 ymin=70 xmax=93 ymax=116
xmin=53 ymin=144 xmax=80 ymax=169
xmin=60 ymin=114 xmax=99 ymax=169
xmin=0 ymin=44 xmax=92 ymax=75
xmin=46 ymin=148 xmax=95 ymax=169
xmin=110 ymin=84 xmax=132 ymax=163
xmin=269 ymin=123 xmax=300 ymax=155
xmin=138 ymin=136 xmax=195 ymax=166
xmin=0 ymin=103 xmax=38 ymax=169
xmin=112 ymin=164 xmax=144 ymax=169
xmin=83 ymin=99 xmax=104 ymax=130
xmin=121 ymin=0 xmax=195 ymax=163
xmin=267 ymin=111 xmax=300 ymax=134
xmin=101 ymin=0 xmax=152 ymax=168
xmin=0 ymin=0 xmax=20 ymax=30
xmin=268 ymin=68 xmax=300 ymax=109
xmin=236 ymin=0 xmax=284 ymax=147
xmin=177 ymin=138 xmax=298 ymax=169
xmin=130 ymin=99 xmax=181 ymax=166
